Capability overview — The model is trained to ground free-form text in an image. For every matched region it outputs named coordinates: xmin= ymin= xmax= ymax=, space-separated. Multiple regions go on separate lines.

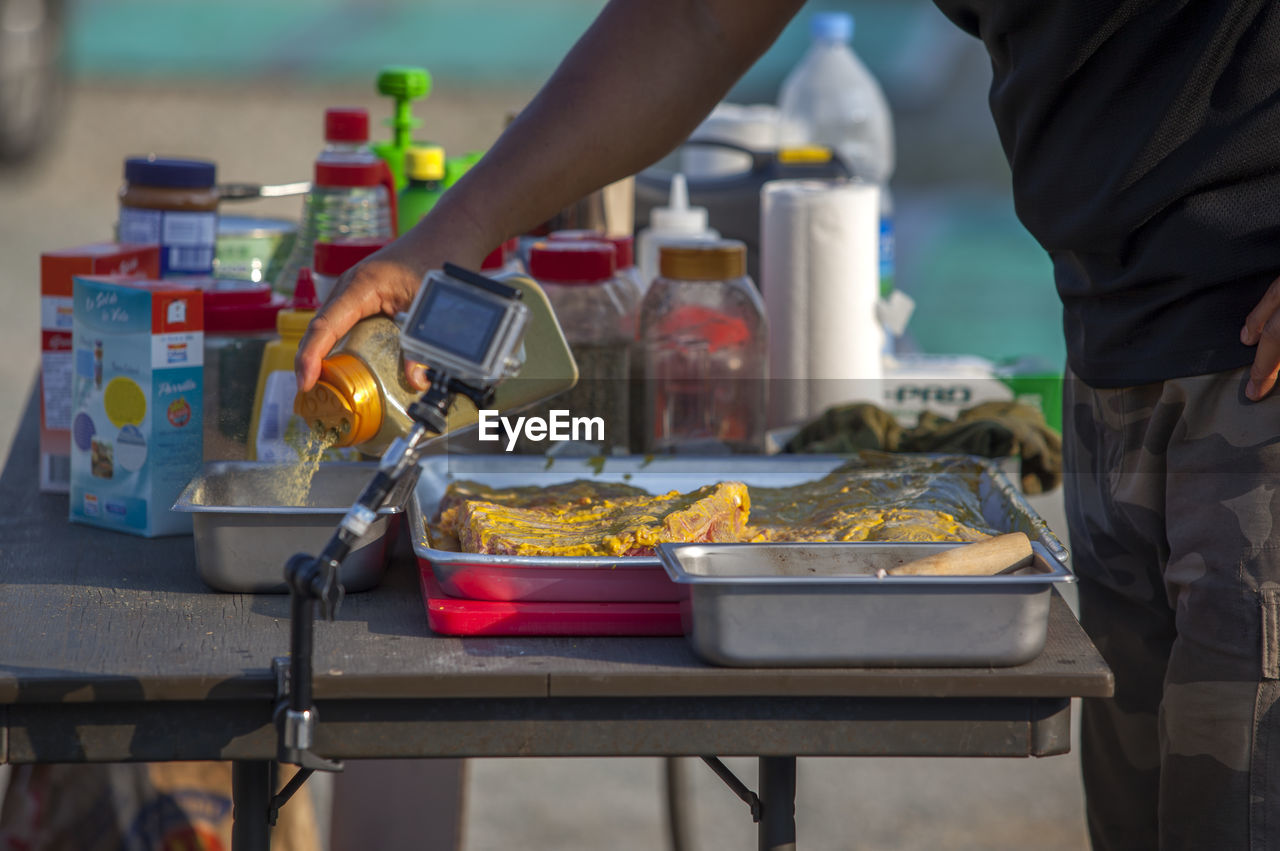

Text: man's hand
xmin=1241 ymin=274 xmax=1280 ymax=400
xmin=294 ymin=246 xmax=428 ymax=393
xmin=291 ymin=0 xmax=805 ymax=393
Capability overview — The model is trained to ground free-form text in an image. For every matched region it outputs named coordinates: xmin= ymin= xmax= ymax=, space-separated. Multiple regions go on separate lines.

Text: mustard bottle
xmin=293 ymin=316 xmax=420 ymax=457
xmin=248 ymin=269 xmax=321 ymax=462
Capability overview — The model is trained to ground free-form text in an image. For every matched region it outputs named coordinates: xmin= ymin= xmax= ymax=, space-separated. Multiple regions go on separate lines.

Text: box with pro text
xmin=40 ymin=244 xmax=159 ymax=492
xmin=70 ymin=275 xmax=203 ymax=536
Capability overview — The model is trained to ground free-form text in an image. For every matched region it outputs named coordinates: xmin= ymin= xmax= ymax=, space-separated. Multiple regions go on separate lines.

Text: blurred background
xmin=0 ymin=1 xmax=1078 ymax=848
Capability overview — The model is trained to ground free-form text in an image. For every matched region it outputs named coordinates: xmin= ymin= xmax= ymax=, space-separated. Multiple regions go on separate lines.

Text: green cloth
xmin=783 ymin=400 xmax=1063 ymax=495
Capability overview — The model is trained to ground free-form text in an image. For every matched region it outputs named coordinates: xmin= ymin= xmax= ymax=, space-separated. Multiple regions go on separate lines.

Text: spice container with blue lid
xmin=118 ymin=156 xmax=219 ymax=277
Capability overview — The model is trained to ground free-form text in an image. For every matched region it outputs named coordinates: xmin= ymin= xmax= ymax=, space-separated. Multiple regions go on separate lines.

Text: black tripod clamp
xmin=271 ymin=370 xmax=498 ymax=793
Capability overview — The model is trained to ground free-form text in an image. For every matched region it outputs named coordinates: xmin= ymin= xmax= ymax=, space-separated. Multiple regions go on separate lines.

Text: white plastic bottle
xmin=634 ymin=174 xmax=719 ymax=294
xmin=779 ymin=12 xmax=896 ymax=296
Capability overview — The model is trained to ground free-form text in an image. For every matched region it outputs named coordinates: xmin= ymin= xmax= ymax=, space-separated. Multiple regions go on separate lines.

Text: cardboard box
xmin=70 ymin=274 xmax=203 ymax=536
xmin=40 ymin=244 xmax=159 ymax=492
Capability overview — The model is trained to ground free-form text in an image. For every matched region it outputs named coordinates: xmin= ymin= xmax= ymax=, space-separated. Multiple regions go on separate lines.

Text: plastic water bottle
xmin=273 ymin=108 xmax=397 ymax=295
xmin=779 ymin=12 xmax=895 ymax=295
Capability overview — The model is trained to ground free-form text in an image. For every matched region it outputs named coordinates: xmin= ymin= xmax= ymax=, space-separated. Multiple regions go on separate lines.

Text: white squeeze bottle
xmin=779 ymin=11 xmax=896 ymax=296
xmin=635 ymin=174 xmax=718 ymax=294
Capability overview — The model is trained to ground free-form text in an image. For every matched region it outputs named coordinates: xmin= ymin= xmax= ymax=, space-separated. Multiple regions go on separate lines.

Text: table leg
xmin=757 ymin=756 xmax=796 ymax=851
xmin=665 ymin=757 xmax=695 ymax=851
xmin=231 ymin=760 xmax=272 ymax=851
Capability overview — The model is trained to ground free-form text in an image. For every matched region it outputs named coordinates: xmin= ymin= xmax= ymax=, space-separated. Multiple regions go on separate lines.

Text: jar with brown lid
xmin=118 ymin=156 xmax=219 ymax=277
xmin=638 ymin=238 xmax=767 ymax=453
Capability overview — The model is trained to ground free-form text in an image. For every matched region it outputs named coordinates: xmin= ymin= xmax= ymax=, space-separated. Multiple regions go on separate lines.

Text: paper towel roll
xmin=761 ymin=180 xmax=883 ymax=429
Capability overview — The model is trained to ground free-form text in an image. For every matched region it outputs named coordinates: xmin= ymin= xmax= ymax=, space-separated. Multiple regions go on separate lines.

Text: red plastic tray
xmin=418 ymin=562 xmax=684 ymax=637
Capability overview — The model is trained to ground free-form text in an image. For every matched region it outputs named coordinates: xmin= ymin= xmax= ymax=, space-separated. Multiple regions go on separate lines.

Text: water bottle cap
xmin=651 ymin=174 xmax=709 ymax=233
xmin=810 ymin=12 xmax=854 ymax=43
xmin=325 ymin=108 xmax=369 ymax=143
xmin=528 ymin=241 xmax=616 ymax=285
xmin=406 ymin=145 xmax=445 ymax=181
xmin=313 ymin=240 xmax=387 ymax=277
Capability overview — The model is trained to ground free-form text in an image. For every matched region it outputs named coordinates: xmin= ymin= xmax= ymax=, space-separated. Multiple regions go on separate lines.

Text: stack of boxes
xmin=41 ymin=243 xmax=206 ymax=537
xmin=69 ymin=275 xmax=204 ymax=536
xmin=39 ymin=244 xmax=159 ymax=492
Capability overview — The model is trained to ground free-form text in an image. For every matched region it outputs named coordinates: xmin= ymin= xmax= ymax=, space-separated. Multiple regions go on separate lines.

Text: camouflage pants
xmin=1064 ymin=365 xmax=1280 ymax=850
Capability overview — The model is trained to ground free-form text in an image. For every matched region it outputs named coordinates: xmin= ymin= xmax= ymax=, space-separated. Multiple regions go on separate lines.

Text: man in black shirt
xmin=296 ymin=2 xmax=1280 ymax=846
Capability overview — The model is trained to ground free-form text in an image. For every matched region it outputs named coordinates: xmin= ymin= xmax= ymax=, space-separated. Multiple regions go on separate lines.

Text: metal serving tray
xmin=411 ymin=453 xmax=1067 ymax=603
xmin=174 ymin=461 xmax=414 ymax=594
xmin=658 ymin=541 xmax=1075 ymax=667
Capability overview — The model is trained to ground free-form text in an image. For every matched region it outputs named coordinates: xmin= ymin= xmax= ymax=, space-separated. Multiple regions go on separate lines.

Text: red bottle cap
xmin=609 ymin=234 xmax=634 ymax=270
xmin=314 ymin=240 xmax=387 ymax=277
xmin=528 ymin=241 xmax=615 ymax=285
xmin=549 ymin=230 xmax=634 ymax=270
xmin=480 ymin=245 xmax=505 ymax=271
xmin=290 ymin=268 xmax=320 ymax=310
xmin=196 ymin=278 xmax=286 ymax=334
xmin=325 ymin=108 xmax=369 ymax=143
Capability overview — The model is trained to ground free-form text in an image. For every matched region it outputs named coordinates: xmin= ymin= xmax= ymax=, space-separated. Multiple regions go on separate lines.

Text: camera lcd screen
xmin=408 ymin=282 xmax=506 ymax=366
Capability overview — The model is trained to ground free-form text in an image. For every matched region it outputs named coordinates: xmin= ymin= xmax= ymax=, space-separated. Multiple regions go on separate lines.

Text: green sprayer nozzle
xmin=373 ymin=65 xmax=432 ymax=191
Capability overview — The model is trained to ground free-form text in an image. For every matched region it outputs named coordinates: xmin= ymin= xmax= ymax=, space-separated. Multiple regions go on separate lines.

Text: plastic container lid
xmin=406 ymin=145 xmax=445 ymax=181
xmin=480 ymin=237 xmax=517 ymax=271
xmin=313 ymin=240 xmax=387 ymax=277
xmin=811 ymin=11 xmax=854 ymax=43
xmin=193 ymin=277 xmax=287 ymax=334
xmin=658 ymin=238 xmax=747 ymax=281
xmin=325 ymin=108 xmax=370 ymax=143
xmin=123 ymin=156 xmax=217 ymax=189
xmin=528 ymin=241 xmax=615 ymax=285
xmin=650 ymin=174 xmax=709 ymax=233
xmin=549 ymin=230 xmax=635 ymax=270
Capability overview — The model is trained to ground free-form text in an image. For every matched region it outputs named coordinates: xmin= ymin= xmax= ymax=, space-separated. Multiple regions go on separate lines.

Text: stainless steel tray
xmin=658 ymin=541 xmax=1075 ymax=667
xmin=173 ymin=461 xmax=413 ymax=594
xmin=411 ymin=453 xmax=1068 ymax=602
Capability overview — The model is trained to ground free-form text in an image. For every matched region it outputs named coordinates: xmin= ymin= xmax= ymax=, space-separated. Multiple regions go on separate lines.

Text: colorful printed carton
xmin=70 ymin=275 xmax=203 ymax=536
xmin=39 ymin=244 xmax=160 ymax=492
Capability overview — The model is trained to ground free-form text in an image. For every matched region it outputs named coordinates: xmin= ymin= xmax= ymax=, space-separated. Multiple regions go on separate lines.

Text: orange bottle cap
xmin=294 ymin=352 xmax=382 ymax=447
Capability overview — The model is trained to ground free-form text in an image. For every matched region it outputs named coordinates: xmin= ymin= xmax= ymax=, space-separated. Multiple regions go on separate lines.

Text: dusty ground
xmin=0 ymin=81 xmax=1088 ymax=850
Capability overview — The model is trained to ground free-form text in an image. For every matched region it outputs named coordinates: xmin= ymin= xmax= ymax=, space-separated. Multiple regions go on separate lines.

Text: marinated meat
xmin=429 ymin=479 xmax=651 ymax=550
xmin=428 ymin=457 xmax=997 ymax=556
xmin=450 ymin=481 xmax=751 ymax=557
xmin=747 ymin=461 xmax=996 ymax=543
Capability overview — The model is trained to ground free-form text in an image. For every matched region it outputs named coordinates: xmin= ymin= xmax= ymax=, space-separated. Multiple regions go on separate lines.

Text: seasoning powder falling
xmin=271 ymin=428 xmax=339 ymax=506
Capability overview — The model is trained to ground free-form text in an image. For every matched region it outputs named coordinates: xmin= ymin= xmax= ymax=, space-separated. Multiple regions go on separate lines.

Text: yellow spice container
xmin=248 ymin=269 xmax=321 ymax=461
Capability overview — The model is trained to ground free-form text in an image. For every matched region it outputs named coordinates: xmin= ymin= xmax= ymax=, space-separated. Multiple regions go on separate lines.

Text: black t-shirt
xmin=933 ymin=0 xmax=1280 ymax=386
